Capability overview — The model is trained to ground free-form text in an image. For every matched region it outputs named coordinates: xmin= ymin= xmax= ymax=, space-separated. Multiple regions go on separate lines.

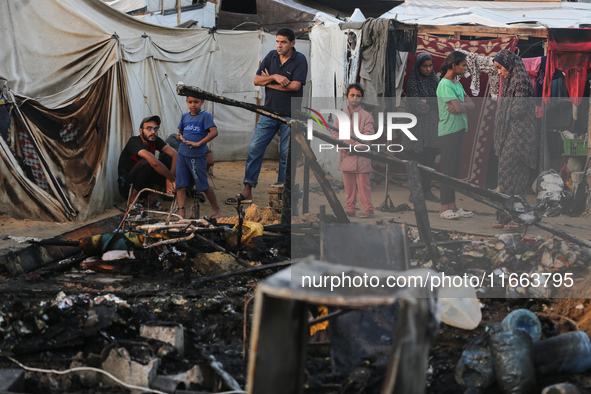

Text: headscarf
xmin=407 ymin=53 xmax=439 ymax=98
xmin=405 ymin=53 xmax=440 ymax=151
xmin=493 ymin=49 xmax=537 ymax=168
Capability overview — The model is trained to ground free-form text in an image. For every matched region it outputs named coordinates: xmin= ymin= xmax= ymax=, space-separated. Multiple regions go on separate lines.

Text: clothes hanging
xmin=523 ymin=57 xmax=542 ymax=91
xmin=359 ymin=18 xmax=391 ymax=104
xmin=359 ymin=18 xmax=417 ymax=105
xmin=460 ymin=50 xmax=500 ymax=98
xmin=402 ymin=34 xmax=517 ymax=187
xmin=522 ymin=56 xmax=545 ymax=118
xmin=544 ymin=28 xmax=591 ymax=107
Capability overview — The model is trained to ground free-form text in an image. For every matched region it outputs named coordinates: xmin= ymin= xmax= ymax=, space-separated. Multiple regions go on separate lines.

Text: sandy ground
xmin=3 ymin=159 xmax=591 ymax=393
xmin=1 ymin=159 xmax=591 ymax=254
xmin=293 ymin=164 xmax=591 ymax=240
xmin=0 ymin=160 xmax=281 ymax=254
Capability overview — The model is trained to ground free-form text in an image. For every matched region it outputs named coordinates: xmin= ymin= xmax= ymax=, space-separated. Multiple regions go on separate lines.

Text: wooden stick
xmin=177 ymin=83 xmax=289 ymax=120
xmin=303 ymin=157 xmax=310 ymax=214
xmin=281 ymin=134 xmax=292 ymax=225
xmin=406 ymin=161 xmax=437 ymax=260
xmin=292 ymin=129 xmax=349 ymax=223
xmin=191 ymin=260 xmax=291 ymax=287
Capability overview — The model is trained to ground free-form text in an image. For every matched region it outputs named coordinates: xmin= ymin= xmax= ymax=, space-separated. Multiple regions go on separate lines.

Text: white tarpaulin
xmin=137 ymin=4 xmax=216 ymax=28
xmin=309 ymin=21 xmax=356 ymax=181
xmin=102 ymin=0 xmax=195 ymax=14
xmin=101 ymin=0 xmax=147 ymax=13
xmin=101 ymin=0 xmax=216 ymax=28
xmin=381 ymin=0 xmax=591 ymax=28
xmin=0 ymin=0 xmax=309 ymax=221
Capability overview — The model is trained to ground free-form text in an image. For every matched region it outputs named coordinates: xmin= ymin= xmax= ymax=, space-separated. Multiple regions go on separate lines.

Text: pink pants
xmin=342 ymin=171 xmax=374 ymax=213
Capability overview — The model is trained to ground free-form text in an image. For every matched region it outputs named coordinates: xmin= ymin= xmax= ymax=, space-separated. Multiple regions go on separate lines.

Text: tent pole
xmin=161 ymin=0 xmax=164 ymax=15
xmin=177 ymin=0 xmax=181 ymax=26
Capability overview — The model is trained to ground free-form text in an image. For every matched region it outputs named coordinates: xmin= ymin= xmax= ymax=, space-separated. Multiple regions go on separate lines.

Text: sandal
xmin=439 ymin=209 xmax=459 ymax=220
xmin=457 ymin=208 xmax=473 ymax=218
xmin=225 ymin=193 xmax=252 ymax=205
xmin=346 ymin=210 xmax=356 ymax=217
xmin=492 ymin=223 xmax=505 ymax=228
xmin=358 ymin=211 xmax=374 ymax=218
xmin=503 ymin=221 xmax=522 ymax=230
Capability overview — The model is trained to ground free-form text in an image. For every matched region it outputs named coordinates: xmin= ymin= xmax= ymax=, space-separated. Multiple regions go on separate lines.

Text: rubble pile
xmin=0 ymin=287 xmax=250 ymax=392
xmin=406 ymin=229 xmax=591 ymax=393
xmin=4 ymin=212 xmax=591 ymax=392
xmin=409 ymin=229 xmax=591 ymax=299
xmin=0 ymin=206 xmax=295 ymax=392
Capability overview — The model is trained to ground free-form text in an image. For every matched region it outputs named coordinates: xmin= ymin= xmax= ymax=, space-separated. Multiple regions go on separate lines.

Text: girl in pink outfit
xmin=332 ymin=84 xmax=375 ymax=218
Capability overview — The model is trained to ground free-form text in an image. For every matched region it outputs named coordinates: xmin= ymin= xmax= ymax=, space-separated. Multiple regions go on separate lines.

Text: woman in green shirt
xmin=436 ymin=51 xmax=475 ymax=220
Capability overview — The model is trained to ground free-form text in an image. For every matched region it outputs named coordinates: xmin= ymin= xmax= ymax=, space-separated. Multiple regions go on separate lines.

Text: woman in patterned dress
xmin=492 ymin=49 xmax=537 ymax=229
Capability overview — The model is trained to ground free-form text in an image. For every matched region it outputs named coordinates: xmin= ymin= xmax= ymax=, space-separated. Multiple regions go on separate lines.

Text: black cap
xmin=140 ymin=115 xmax=161 ymax=129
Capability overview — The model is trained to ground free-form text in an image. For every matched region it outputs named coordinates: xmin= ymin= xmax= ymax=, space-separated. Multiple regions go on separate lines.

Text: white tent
xmin=0 ymin=0 xmax=310 ymax=221
xmin=308 ymin=20 xmax=358 ymax=181
xmin=381 ymin=0 xmax=591 ymax=28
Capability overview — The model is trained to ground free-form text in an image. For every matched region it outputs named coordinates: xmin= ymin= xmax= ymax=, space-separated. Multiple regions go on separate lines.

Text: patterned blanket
xmin=403 ymin=34 xmax=518 ymax=187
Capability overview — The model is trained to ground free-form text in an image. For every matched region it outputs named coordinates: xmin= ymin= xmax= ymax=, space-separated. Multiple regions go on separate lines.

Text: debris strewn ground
xmin=3 ymin=160 xmax=591 ymax=392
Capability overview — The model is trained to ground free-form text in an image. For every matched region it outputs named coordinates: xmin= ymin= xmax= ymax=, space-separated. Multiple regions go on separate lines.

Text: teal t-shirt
xmin=436 ymin=78 xmax=468 ymax=137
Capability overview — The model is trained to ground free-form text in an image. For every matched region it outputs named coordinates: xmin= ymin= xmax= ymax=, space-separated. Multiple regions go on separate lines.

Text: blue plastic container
xmin=501 ymin=309 xmax=542 ymax=342
xmin=534 ymin=331 xmax=591 ymax=375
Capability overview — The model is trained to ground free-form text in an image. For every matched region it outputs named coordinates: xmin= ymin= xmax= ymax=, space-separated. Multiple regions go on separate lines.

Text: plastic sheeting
xmin=101 ymin=0 xmax=216 ymax=28
xmin=102 ymin=0 xmax=195 ymax=14
xmin=102 ymin=0 xmax=147 ymax=13
xmin=309 ymin=22 xmax=356 ymax=181
xmin=0 ymin=0 xmax=309 ymax=221
xmin=211 ymin=31 xmax=271 ymax=163
xmin=137 ymin=4 xmax=216 ymax=28
xmin=381 ymin=0 xmax=591 ymax=28
xmin=217 ymin=0 xmax=320 ymax=32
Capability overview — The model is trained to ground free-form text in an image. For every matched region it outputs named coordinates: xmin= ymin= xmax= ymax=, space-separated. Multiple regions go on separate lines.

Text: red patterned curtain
xmin=404 ymin=34 xmax=518 ymax=187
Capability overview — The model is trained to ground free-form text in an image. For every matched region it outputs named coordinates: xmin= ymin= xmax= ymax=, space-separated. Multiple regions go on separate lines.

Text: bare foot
xmin=210 ymin=206 xmax=221 ymax=219
xmin=178 ymin=207 xmax=186 ymax=219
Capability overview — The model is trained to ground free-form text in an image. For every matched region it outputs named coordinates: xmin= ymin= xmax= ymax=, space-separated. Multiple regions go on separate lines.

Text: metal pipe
xmin=145 ymin=232 xmax=195 ymax=249
xmin=117 ymin=187 xmax=175 ymax=232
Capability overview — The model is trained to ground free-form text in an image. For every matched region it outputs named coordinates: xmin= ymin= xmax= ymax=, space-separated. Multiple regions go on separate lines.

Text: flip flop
xmin=225 ymin=193 xmax=252 ymax=205
xmin=358 ymin=211 xmax=375 ymax=218
xmin=503 ymin=221 xmax=522 ymax=230
xmin=439 ymin=209 xmax=459 ymax=220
